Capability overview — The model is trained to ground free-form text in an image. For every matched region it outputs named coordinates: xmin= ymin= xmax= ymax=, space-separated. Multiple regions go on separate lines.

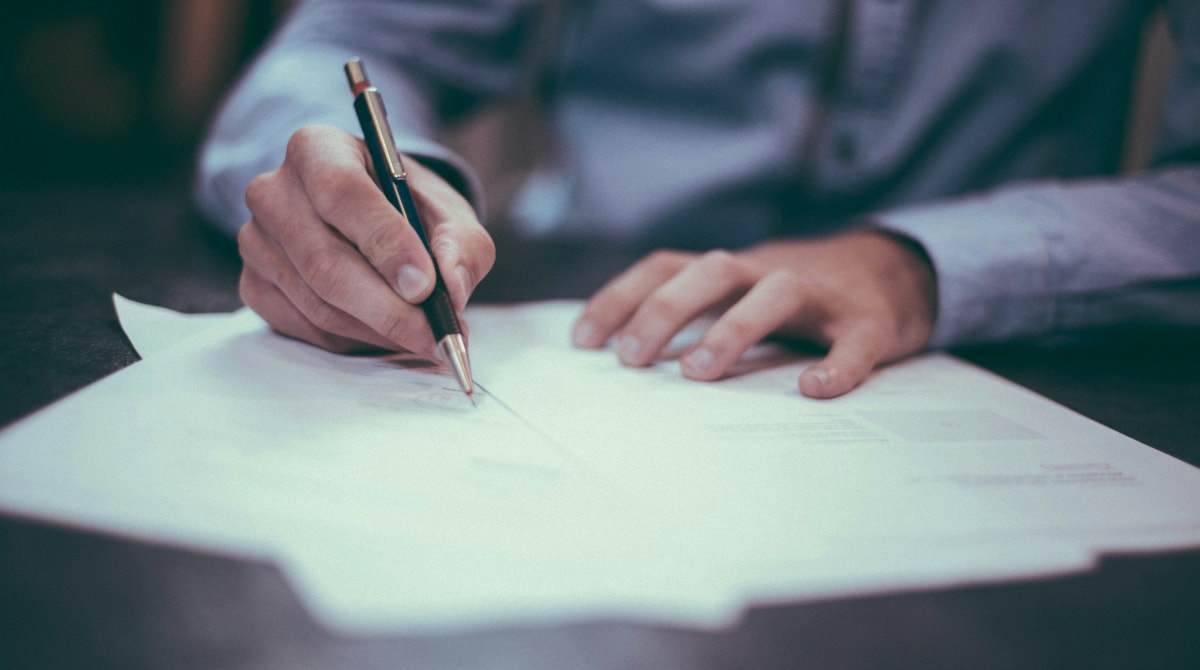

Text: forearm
xmin=194 ymin=0 xmax=537 ymax=235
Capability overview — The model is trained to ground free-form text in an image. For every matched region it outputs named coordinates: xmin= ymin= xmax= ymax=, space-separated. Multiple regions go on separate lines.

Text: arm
xmin=576 ymin=2 xmax=1200 ymax=398
xmin=194 ymin=0 xmax=543 ymax=354
xmin=577 ymin=162 xmax=1200 ymax=399
xmin=883 ymin=0 xmax=1200 ymax=346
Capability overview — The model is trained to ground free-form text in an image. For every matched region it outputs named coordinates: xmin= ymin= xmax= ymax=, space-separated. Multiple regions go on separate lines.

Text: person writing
xmin=195 ymin=0 xmax=1200 ymax=398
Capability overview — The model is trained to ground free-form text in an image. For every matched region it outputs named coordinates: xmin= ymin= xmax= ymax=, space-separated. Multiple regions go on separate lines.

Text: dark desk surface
xmin=2 ymin=183 xmax=1199 ymax=670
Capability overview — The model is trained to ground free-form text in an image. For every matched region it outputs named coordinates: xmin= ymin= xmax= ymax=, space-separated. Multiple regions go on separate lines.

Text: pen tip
xmin=438 ymin=334 xmax=475 ymax=406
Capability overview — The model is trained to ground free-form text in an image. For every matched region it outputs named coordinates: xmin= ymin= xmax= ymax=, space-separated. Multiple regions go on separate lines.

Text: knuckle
xmin=640 ymin=291 xmax=686 ymax=323
xmin=285 ymin=125 xmax=325 ymax=159
xmin=460 ymin=226 xmax=495 ymax=264
xmin=643 ymin=249 xmax=674 ymax=265
xmin=358 ymin=217 xmax=402 ymax=258
xmin=307 ymin=165 xmax=363 ymax=225
xmin=434 ymin=227 xmax=495 ymax=279
xmin=236 ymin=219 xmax=271 ymax=261
xmin=643 ymin=248 xmax=688 ymax=272
xmin=298 ymin=246 xmax=351 ymax=297
xmin=237 ymin=271 xmax=261 ymax=309
xmin=236 ymin=219 xmax=256 ymax=251
xmin=697 ymin=249 xmax=739 ymax=275
xmin=717 ymin=312 xmax=759 ymax=343
xmin=306 ymin=298 xmax=351 ymax=334
xmin=766 ymin=269 xmax=811 ymax=295
xmin=377 ymin=309 xmax=418 ymax=345
xmin=243 ymin=172 xmax=280 ymax=219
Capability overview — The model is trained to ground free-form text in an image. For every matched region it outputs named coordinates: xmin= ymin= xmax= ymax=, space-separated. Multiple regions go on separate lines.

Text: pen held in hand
xmin=344 ymin=58 xmax=474 ymax=403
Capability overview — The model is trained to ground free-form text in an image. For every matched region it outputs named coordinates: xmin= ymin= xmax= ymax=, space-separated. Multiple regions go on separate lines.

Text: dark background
xmin=0 ymin=1 xmax=288 ymax=188
xmin=0 ymin=0 xmax=288 ymax=426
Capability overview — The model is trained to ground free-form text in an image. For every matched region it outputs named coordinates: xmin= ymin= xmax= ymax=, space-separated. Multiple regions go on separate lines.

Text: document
xmin=0 ymin=297 xmax=1197 ymax=634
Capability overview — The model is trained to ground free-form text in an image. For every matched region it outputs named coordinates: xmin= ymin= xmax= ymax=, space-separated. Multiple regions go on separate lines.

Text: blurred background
xmin=0 ymin=1 xmax=294 ymax=188
xmin=0 ymin=2 xmax=1177 ymax=201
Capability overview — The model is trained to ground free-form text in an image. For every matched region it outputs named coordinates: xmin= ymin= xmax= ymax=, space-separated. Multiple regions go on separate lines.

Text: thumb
xmin=798 ymin=325 xmax=887 ymax=399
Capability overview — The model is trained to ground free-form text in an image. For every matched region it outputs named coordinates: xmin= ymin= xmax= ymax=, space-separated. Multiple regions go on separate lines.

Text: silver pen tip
xmin=438 ymin=334 xmax=474 ymax=401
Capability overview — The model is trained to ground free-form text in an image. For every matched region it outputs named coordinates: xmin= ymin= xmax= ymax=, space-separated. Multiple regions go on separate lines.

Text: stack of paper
xmin=0 ymin=296 xmax=1197 ymax=634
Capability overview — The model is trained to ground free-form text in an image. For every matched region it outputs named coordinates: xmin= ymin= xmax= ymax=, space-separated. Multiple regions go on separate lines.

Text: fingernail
xmin=453 ymin=266 xmax=472 ymax=312
xmin=682 ymin=347 xmax=713 ymax=376
xmin=572 ymin=319 xmax=597 ymax=347
xmin=616 ymin=335 xmax=641 ymax=364
xmin=804 ymin=367 xmax=831 ymax=390
xmin=455 ymin=266 xmax=473 ymax=302
xmin=397 ymin=264 xmax=431 ymax=302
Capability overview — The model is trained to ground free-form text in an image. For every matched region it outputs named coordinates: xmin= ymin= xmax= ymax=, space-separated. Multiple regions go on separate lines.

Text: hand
xmin=571 ymin=230 xmax=937 ymax=398
xmin=237 ymin=125 xmax=494 ymax=356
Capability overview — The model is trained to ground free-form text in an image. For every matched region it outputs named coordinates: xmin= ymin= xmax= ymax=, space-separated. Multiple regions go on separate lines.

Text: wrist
xmin=859 ymin=228 xmax=938 ymax=350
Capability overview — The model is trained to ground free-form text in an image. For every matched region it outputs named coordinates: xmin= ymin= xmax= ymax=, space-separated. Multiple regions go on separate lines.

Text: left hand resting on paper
xmin=570 ymin=230 xmax=937 ymax=399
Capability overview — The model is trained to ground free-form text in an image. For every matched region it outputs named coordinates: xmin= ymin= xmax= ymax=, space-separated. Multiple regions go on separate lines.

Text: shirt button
xmin=834 ymin=132 xmax=858 ymax=164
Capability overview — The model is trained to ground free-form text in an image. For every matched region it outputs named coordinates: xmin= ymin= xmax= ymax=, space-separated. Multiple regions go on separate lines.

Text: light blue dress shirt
xmin=196 ymin=0 xmax=1200 ymax=348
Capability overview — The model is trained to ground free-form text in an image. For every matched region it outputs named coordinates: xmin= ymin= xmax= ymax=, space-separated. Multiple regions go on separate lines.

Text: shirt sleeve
xmin=876 ymin=3 xmax=1200 ymax=348
xmin=193 ymin=0 xmax=543 ymax=236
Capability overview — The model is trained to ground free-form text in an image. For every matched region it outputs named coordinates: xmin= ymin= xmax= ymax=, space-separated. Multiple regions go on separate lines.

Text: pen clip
xmin=345 ymin=59 xmax=407 ymax=181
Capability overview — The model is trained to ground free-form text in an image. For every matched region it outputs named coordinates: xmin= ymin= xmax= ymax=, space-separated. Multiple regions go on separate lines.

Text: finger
xmin=287 ymin=126 xmax=437 ymax=303
xmin=291 ymin=231 xmax=436 ymax=354
xmin=250 ymin=162 xmax=438 ymax=355
xmin=798 ymin=322 xmax=890 ymax=399
xmin=572 ymin=250 xmax=692 ymax=349
xmin=614 ymin=250 xmax=753 ymax=367
xmin=239 ymin=220 xmax=400 ymax=352
xmin=240 ymin=262 xmax=395 ymax=354
xmin=680 ymin=270 xmax=810 ymax=381
xmin=406 ymin=159 xmax=495 ymax=312
xmin=241 ymin=214 xmax=392 ymax=350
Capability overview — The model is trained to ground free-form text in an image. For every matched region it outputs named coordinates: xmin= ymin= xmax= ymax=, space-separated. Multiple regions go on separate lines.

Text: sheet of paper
xmin=474 ymin=304 xmax=1200 ymax=554
xmin=8 ymin=301 xmax=749 ymax=631
xmin=113 ymin=293 xmax=235 ymax=358
xmin=1 ymin=297 xmax=1197 ymax=635
xmin=104 ymin=297 xmax=1200 ymax=610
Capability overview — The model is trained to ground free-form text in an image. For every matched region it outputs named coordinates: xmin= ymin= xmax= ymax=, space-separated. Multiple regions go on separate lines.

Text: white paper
xmin=0 ymin=297 xmax=1197 ymax=635
xmin=113 ymin=293 xmax=233 ymax=358
xmin=475 ymin=304 xmax=1200 ymax=551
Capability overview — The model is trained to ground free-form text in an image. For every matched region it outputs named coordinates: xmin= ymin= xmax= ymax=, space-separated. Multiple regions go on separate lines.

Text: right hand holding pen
xmin=238 ymin=124 xmax=494 ymax=356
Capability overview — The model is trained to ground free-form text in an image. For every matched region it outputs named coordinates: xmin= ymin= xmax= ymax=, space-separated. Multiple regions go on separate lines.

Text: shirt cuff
xmin=873 ymin=186 xmax=1061 ymax=348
